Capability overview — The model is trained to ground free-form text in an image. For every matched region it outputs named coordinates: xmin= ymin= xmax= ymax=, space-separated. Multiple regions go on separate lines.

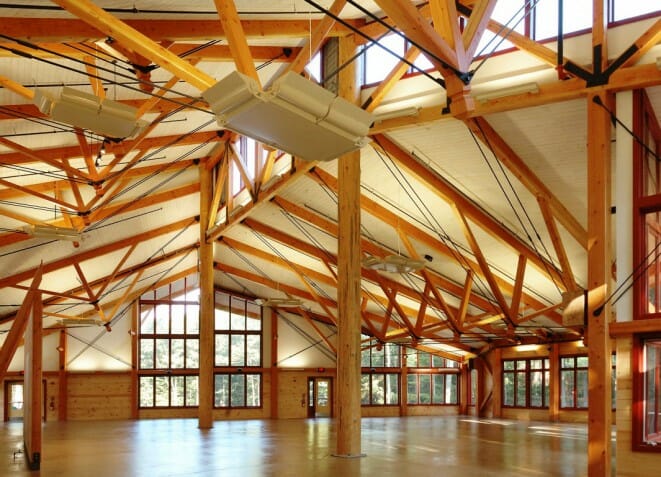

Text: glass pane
xmin=186 ymin=339 xmax=199 ymax=368
xmin=246 ymin=302 xmax=261 ymax=329
xmin=613 ymin=1 xmax=661 ymax=21
xmin=246 ymin=335 xmax=261 ymax=367
xmin=215 ymin=308 xmax=230 ymax=330
xmin=171 ymin=376 xmax=184 ymax=406
xmin=432 ymin=374 xmax=445 ymax=404
xmin=643 ymin=339 xmax=661 ymax=441
xmin=577 ymin=370 xmax=589 ymax=408
xmin=577 ymin=356 xmax=589 ymax=368
xmin=474 ymin=0 xmax=523 ymax=56
xmin=171 ymin=304 xmax=185 ymax=334
xmin=371 ymin=345 xmax=385 ymax=367
xmin=530 ymin=359 xmax=543 ymax=370
xmin=246 ymin=375 xmax=261 ymax=407
xmin=386 ymin=343 xmax=400 ymax=367
xmin=361 ymin=348 xmax=371 ymax=367
xmin=361 ymin=375 xmax=370 ymax=405
xmin=446 ymin=374 xmax=458 ymax=404
xmin=214 ymin=374 xmax=229 ymax=407
xmin=530 ymin=371 xmax=543 ymax=407
xmin=231 ymin=335 xmax=246 ymax=367
xmin=364 ymin=33 xmax=405 ymax=85
xmin=230 ymin=305 xmax=246 ymax=330
xmin=185 ymin=288 xmax=200 ymax=303
xmin=432 ymin=355 xmax=445 ymax=368
xmin=503 ymin=372 xmax=515 ymax=406
xmin=140 ymin=339 xmax=154 ymax=369
xmin=418 ymin=352 xmax=431 ymax=368
xmin=170 ymin=339 xmax=184 ymax=368
xmin=215 ymin=334 xmax=229 ymax=367
xmin=386 ymin=374 xmax=399 ymax=405
xmin=155 ymin=304 xmax=170 ymax=333
xmin=561 ymin=357 xmax=574 ymax=368
xmin=534 ymin=0 xmax=559 ymax=40
xmin=419 ymin=375 xmax=431 ymax=404
xmin=231 ymin=374 xmax=245 ymax=407
xmin=371 ymin=374 xmax=385 ymax=405
xmin=139 ymin=376 xmax=154 ymax=407
xmin=564 ymin=1 xmax=592 ymax=34
xmin=155 ymin=339 xmax=169 ymax=368
xmin=471 ymin=369 xmax=478 ymax=405
xmin=516 ymin=372 xmax=527 ymax=406
xmin=186 ymin=304 xmax=199 ymax=334
xmin=155 ymin=376 xmax=169 ymax=406
xmin=140 ymin=305 xmax=155 ymax=333
xmin=516 ymin=360 xmax=527 ymax=370
xmin=561 ymin=370 xmax=575 ymax=408
xmin=412 ymin=50 xmax=433 ymax=73
xmin=185 ymin=376 xmax=198 ymax=406
xmin=407 ymin=375 xmax=418 ymax=405
xmin=504 ymin=361 xmax=515 ymax=371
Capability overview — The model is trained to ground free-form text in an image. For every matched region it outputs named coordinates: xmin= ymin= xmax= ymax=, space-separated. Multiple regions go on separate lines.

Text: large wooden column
xmin=198 ymin=160 xmax=214 ymax=429
xmin=270 ymin=309 xmax=279 ymax=418
xmin=548 ymin=343 xmax=560 ymax=421
xmin=586 ymin=91 xmax=612 ymax=477
xmin=335 ymin=32 xmax=363 ymax=457
xmin=57 ymin=329 xmax=68 ymax=421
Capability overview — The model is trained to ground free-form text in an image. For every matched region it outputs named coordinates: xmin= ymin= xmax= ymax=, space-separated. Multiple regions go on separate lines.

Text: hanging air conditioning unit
xmin=202 ymin=71 xmax=374 ymax=162
xmin=34 ymin=87 xmax=148 ymax=140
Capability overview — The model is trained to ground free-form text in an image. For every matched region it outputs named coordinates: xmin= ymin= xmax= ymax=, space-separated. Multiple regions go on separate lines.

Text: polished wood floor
xmin=2 ymin=416 xmax=591 ymax=476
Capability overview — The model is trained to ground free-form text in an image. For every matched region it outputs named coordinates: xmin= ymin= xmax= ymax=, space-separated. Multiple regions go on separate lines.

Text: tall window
xmin=214 ymin=292 xmax=263 ymax=408
xmin=503 ymin=358 xmax=550 ymax=408
xmin=406 ymin=349 xmax=459 ymax=405
xmin=360 ymin=339 xmax=400 ymax=405
xmin=138 ymin=284 xmax=200 ymax=408
xmin=560 ymin=356 xmax=589 ymax=409
xmin=361 ymin=373 xmax=400 ymax=406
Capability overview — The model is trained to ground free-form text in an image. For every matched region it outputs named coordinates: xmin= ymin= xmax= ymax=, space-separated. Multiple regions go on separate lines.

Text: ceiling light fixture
xmin=474 ymin=82 xmax=540 ymax=103
xmin=23 ymin=224 xmax=82 ymax=241
xmin=33 ymin=87 xmax=148 ymax=140
xmin=363 ymin=255 xmax=426 ymax=273
xmin=57 ymin=318 xmax=102 ymax=326
xmin=202 ymin=71 xmax=374 ymax=162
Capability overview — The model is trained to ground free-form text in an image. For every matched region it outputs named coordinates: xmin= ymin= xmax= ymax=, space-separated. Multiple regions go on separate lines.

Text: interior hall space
xmin=0 ymin=1 xmax=660 ymax=476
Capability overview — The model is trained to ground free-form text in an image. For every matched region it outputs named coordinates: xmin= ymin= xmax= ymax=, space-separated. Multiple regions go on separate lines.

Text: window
xmin=361 ymin=373 xmax=399 ymax=405
xmin=560 ymin=356 xmax=589 ymax=409
xmin=138 ymin=281 xmax=200 ymax=408
xmin=469 ymin=368 xmax=478 ymax=406
xmin=610 ymin=0 xmax=660 ymax=22
xmin=407 ymin=373 xmax=458 ymax=405
xmin=362 ymin=32 xmax=406 ymax=85
xmin=503 ymin=358 xmax=550 ymax=408
xmin=406 ymin=349 xmax=459 ymax=405
xmin=361 ymin=340 xmax=400 ymax=368
xmin=633 ymin=335 xmax=661 ymax=450
xmin=214 ymin=373 xmax=261 ymax=408
xmin=214 ymin=292 xmax=263 ymax=409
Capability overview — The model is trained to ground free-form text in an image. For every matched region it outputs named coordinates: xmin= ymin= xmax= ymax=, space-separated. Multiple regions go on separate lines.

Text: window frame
xmin=502 ymin=357 xmax=550 ymax=409
xmin=360 ymin=371 xmax=400 ymax=406
xmin=559 ymin=355 xmax=589 ymax=410
xmin=633 ymin=333 xmax=661 ymax=452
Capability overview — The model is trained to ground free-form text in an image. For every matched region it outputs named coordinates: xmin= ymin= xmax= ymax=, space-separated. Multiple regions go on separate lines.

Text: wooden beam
xmin=23 ymin=287 xmax=42 ymax=470
xmin=285 ymin=0 xmax=347 ymax=75
xmin=0 ymin=264 xmax=42 ymax=382
xmin=537 ymin=195 xmax=578 ymax=292
xmin=462 ymin=0 xmax=497 ymax=61
xmin=509 ymin=254 xmax=527 ymax=320
xmin=213 ymin=0 xmax=260 ymax=86
xmin=429 ymin=0 xmax=466 ymax=69
xmin=51 ymin=0 xmax=216 ymax=90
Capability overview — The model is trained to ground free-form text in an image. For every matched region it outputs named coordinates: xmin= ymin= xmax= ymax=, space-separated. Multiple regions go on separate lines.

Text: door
xmin=307 ymin=377 xmax=332 ymax=418
xmin=5 ymin=381 xmax=24 ymax=421
xmin=3 ymin=380 xmax=47 ymax=422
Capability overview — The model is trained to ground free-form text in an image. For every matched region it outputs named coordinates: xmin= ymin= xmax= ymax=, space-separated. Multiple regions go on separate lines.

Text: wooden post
xmin=270 ymin=309 xmax=279 ymax=418
xmin=400 ymin=353 xmax=408 ymax=416
xmin=491 ymin=348 xmax=502 ymax=418
xmin=548 ymin=343 xmax=559 ymax=421
xmin=335 ymin=31 xmax=362 ymax=459
xmin=57 ymin=329 xmax=68 ymax=421
xmin=198 ymin=160 xmax=214 ymax=429
xmin=24 ymin=291 xmax=42 ymax=470
xmin=129 ymin=300 xmax=138 ymax=419
xmin=586 ymin=91 xmax=612 ymax=477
